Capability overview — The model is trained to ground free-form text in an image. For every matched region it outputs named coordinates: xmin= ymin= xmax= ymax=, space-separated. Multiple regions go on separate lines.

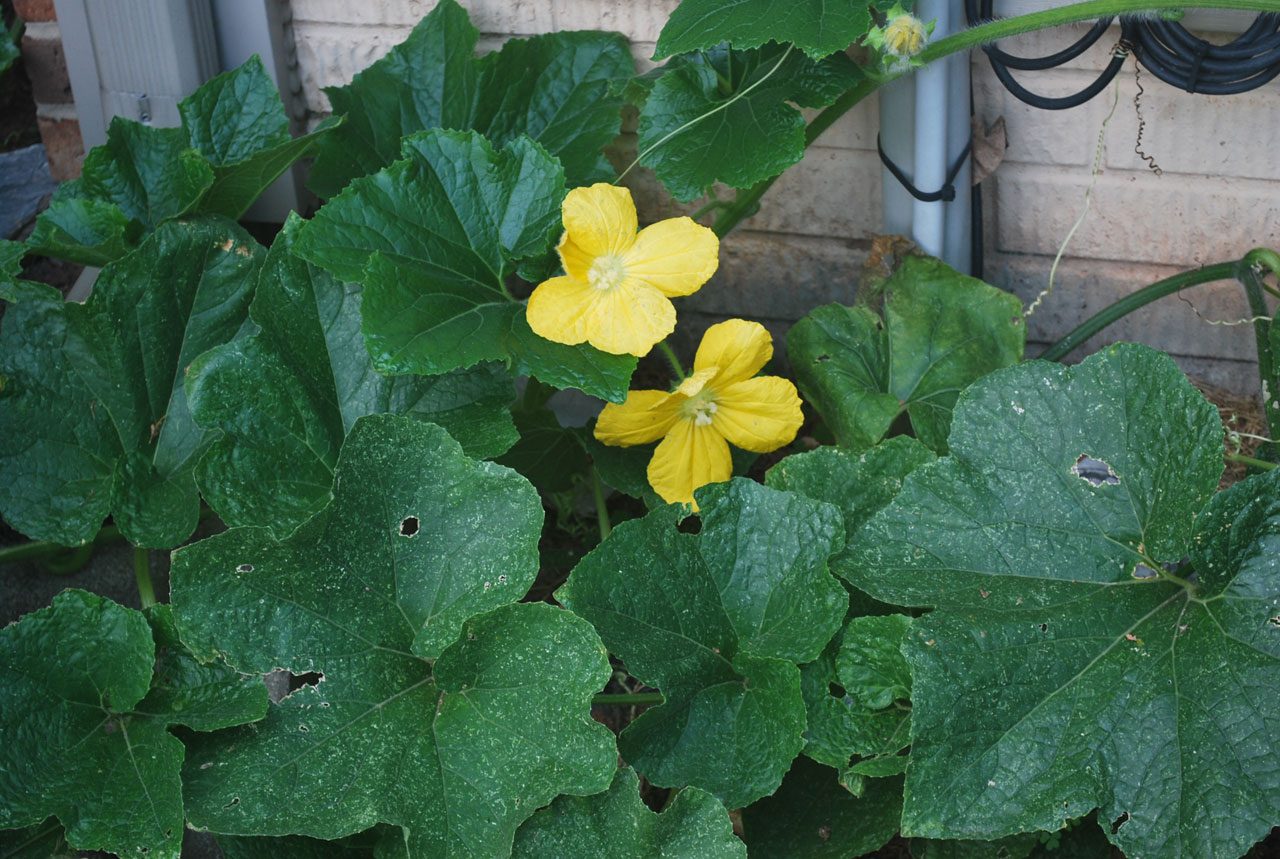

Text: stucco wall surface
xmin=290 ymin=0 xmax=1279 ymax=393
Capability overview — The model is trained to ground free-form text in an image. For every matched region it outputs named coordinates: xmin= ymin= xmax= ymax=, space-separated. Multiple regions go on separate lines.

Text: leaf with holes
xmin=843 ymin=344 xmax=1280 ymax=859
xmin=559 ymin=478 xmax=845 ymax=808
xmin=0 ymin=590 xmax=266 ymax=859
xmin=788 ymin=254 xmax=1025 ymax=452
xmin=187 ymin=214 xmax=516 ymax=535
xmin=655 ymin=0 xmax=903 ymax=59
xmin=173 ymin=414 xmax=616 ymax=858
xmin=295 ymin=128 xmax=635 ymax=402
xmin=308 ymin=0 xmax=633 ymax=197
xmin=635 ymin=42 xmax=863 ymax=202
xmin=0 ymin=218 xmax=263 ymax=547
xmin=511 ymin=767 xmax=745 ymax=858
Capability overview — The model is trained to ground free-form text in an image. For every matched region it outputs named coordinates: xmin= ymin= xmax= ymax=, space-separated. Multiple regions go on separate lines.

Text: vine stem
xmin=0 ymin=506 xmax=219 ymax=567
xmin=710 ymin=0 xmax=1280 ymax=239
xmin=592 ymin=692 xmax=665 ymax=706
xmin=134 ymin=546 xmax=156 ymax=609
xmin=1226 ymin=453 xmax=1278 ymax=471
xmin=1037 ymin=261 xmax=1239 ymax=363
xmin=590 ymin=466 xmax=612 ymax=541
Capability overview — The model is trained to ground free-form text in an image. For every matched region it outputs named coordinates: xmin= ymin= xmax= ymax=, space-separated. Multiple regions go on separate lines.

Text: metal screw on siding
xmin=137 ymin=94 xmax=152 ymax=124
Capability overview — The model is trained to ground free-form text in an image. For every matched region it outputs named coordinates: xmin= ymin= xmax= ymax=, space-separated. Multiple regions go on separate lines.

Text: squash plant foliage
xmin=2 ymin=1 xmax=1279 ymax=858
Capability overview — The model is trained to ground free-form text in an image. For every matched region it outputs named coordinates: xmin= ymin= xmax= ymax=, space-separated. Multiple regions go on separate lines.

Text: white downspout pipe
xmin=878 ymin=0 xmax=973 ymax=274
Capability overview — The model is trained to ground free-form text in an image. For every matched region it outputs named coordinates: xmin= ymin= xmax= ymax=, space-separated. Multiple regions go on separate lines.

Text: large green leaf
xmin=27 ymin=57 xmax=334 ymax=264
xmin=636 ymin=43 xmax=863 ymax=202
xmin=559 ymin=478 xmax=845 ymax=808
xmin=843 ymin=345 xmax=1280 ymax=858
xmin=511 ymin=767 xmax=745 ymax=858
xmin=26 ymin=119 xmax=213 ymax=264
xmin=740 ymin=757 xmax=903 ymax=858
xmin=0 ymin=590 xmax=266 ymax=859
xmin=0 ymin=218 xmax=263 ymax=547
xmin=788 ymin=255 xmax=1025 ymax=452
xmin=188 ymin=214 xmax=516 ymax=535
xmin=296 ymin=128 xmax=635 ymax=402
xmin=181 ymin=56 xmax=338 ymax=219
xmin=309 ymin=0 xmax=633 ymax=197
xmin=24 ymin=197 xmax=143 ymax=267
xmin=655 ymin=0 xmax=901 ymax=59
xmin=174 ymin=415 xmax=616 ymax=858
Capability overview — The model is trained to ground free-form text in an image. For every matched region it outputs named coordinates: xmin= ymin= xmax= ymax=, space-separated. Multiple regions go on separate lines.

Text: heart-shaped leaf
xmin=635 ymin=43 xmax=863 ymax=202
xmin=0 ymin=218 xmax=263 ymax=547
xmin=655 ymin=0 xmax=902 ymax=59
xmin=308 ymin=0 xmax=633 ymax=197
xmin=174 ymin=414 xmax=616 ymax=857
xmin=559 ymin=478 xmax=845 ymax=807
xmin=0 ymin=591 xmax=266 ymax=859
xmin=187 ymin=214 xmax=516 ymax=534
xmin=844 ymin=344 xmax=1280 ymax=858
xmin=788 ymin=255 xmax=1025 ymax=452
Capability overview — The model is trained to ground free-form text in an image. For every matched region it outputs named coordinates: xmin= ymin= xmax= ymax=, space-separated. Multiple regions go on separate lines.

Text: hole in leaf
xmin=1110 ymin=811 xmax=1130 ymax=834
xmin=829 ymin=682 xmax=848 ymax=698
xmin=1072 ymin=455 xmax=1120 ymax=486
xmin=298 ymin=724 xmax=309 ymax=732
xmin=223 ymin=797 xmax=240 ymax=809
xmin=235 ymin=564 xmax=253 ymax=573
xmin=1267 ymin=615 xmax=1280 ymax=628
xmin=815 ymin=354 xmax=831 ymax=363
xmin=399 ymin=516 xmax=420 ymax=537
xmin=1132 ymin=564 xmax=1159 ymax=579
xmin=288 ymin=672 xmax=323 ymax=693
xmin=1039 ymin=623 xmax=1048 ymax=632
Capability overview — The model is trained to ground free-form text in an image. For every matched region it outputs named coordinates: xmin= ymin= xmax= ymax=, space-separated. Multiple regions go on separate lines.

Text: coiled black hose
xmin=965 ymin=0 xmax=1280 ymax=107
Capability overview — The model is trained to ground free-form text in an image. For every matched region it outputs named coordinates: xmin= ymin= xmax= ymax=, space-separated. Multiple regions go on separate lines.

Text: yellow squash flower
xmin=526 ymin=184 xmax=720 ymax=356
xmin=595 ymin=319 xmax=804 ymax=509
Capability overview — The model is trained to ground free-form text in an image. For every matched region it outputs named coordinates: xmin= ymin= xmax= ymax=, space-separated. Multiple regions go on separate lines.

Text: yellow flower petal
xmin=647 ymin=418 xmax=732 ymax=509
xmin=526 ymin=275 xmax=598 ymax=346
xmin=557 ymin=232 xmax=595 ymax=282
xmin=581 ymin=283 xmax=676 ymax=356
xmin=595 ymin=390 xmax=681 ymax=446
xmin=693 ymin=319 xmax=774 ymax=386
xmin=561 ymin=184 xmax=638 ymax=259
xmin=674 ymin=366 xmax=719 ymax=399
xmin=713 ymin=376 xmax=804 ymax=453
xmin=622 ymin=217 xmax=719 ymax=297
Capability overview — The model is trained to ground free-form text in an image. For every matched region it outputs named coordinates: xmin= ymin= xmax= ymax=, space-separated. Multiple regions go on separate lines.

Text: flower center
xmin=884 ymin=15 xmax=927 ymax=57
xmin=682 ymin=392 xmax=719 ymax=427
xmin=588 ymin=256 xmax=626 ymax=291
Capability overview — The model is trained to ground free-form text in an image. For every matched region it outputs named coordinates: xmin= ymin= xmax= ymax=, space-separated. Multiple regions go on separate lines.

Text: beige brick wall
xmin=291 ymin=0 xmax=1279 ymax=394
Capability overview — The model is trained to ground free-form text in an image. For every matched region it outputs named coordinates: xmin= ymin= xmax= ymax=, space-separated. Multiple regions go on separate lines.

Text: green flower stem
xmin=590 ymin=465 xmax=612 ymax=541
xmin=711 ymin=0 xmax=1278 ymax=239
xmin=591 ymin=692 xmax=665 ymax=707
xmin=658 ymin=340 xmax=686 ymax=379
xmin=134 ymin=546 xmax=156 ymax=609
xmin=1226 ymin=453 xmax=1278 ymax=471
xmin=1036 ymin=261 xmax=1239 ymax=363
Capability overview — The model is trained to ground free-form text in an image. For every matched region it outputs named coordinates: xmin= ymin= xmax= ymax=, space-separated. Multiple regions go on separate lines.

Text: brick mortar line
xmin=20 ymin=20 xmax=59 ymax=38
